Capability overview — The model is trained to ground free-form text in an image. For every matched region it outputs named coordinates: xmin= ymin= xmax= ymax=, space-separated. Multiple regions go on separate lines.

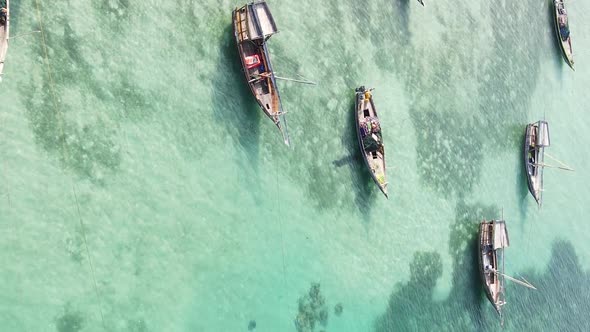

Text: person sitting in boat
xmin=0 ymin=0 xmax=8 ymax=21
xmin=0 ymin=7 xmax=6 ymax=25
xmin=362 ymin=117 xmax=383 ymax=151
xmin=360 ymin=121 xmax=369 ymax=138
xmin=558 ymin=15 xmax=570 ymax=41
xmin=371 ymin=119 xmax=381 ymax=133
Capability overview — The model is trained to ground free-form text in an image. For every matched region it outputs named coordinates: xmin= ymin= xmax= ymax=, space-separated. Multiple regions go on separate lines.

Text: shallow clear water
xmin=1 ymin=0 xmax=589 ymax=331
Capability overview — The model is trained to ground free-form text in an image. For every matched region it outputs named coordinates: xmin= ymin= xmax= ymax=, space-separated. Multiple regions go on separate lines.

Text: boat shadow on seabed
xmin=516 ymin=129 xmax=531 ymax=221
xmin=332 ymin=97 xmax=378 ymax=224
xmin=213 ymin=25 xmax=262 ymax=163
xmin=375 ymin=201 xmax=496 ymax=331
xmin=395 ymin=0 xmax=411 ymax=41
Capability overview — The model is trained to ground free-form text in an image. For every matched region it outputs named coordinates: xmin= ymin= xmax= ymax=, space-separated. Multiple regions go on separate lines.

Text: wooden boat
xmin=232 ymin=1 xmax=290 ymax=146
xmin=524 ymin=120 xmax=550 ymax=206
xmin=478 ymin=218 xmax=536 ymax=325
xmin=478 ymin=219 xmax=509 ymax=319
xmin=0 ymin=0 xmax=9 ymax=77
xmin=354 ymin=86 xmax=388 ymax=198
xmin=553 ymin=0 xmax=574 ymax=70
xmin=524 ymin=120 xmax=573 ymax=206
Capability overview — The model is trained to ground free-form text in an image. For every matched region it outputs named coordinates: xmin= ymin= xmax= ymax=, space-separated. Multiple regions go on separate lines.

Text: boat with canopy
xmin=232 ymin=1 xmax=290 ymax=146
xmin=524 ymin=121 xmax=550 ymax=205
xmin=478 ymin=218 xmax=536 ymax=325
xmin=524 ymin=120 xmax=573 ymax=206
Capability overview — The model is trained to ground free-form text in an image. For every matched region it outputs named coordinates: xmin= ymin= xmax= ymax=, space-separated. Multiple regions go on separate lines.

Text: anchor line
xmin=33 ymin=0 xmax=106 ymax=328
xmin=275 ymin=154 xmax=288 ymax=311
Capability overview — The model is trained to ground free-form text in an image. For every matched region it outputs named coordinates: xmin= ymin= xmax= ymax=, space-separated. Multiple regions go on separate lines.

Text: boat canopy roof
xmin=241 ymin=1 xmax=278 ymax=41
xmin=536 ymin=121 xmax=550 ymax=147
xmin=493 ymin=220 xmax=510 ymax=250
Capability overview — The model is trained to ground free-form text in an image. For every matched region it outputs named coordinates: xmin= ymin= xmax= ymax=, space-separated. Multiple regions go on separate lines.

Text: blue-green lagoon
xmin=1 ymin=0 xmax=589 ymax=331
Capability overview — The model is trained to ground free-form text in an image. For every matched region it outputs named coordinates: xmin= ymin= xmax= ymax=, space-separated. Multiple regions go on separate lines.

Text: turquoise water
xmin=1 ymin=0 xmax=590 ymax=331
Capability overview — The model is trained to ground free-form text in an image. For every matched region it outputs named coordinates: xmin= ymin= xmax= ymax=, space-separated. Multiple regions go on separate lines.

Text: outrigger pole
xmin=491 ymin=269 xmax=537 ymax=290
xmin=532 ymin=163 xmax=574 ymax=171
xmin=253 ymin=72 xmax=317 ymax=85
xmin=274 ymin=75 xmax=316 ymax=85
xmin=544 ymin=152 xmax=574 ymax=171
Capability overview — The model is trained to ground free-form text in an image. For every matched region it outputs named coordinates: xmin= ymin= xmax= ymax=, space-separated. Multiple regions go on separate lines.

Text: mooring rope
xmin=275 ymin=152 xmax=288 ymax=300
xmin=33 ymin=0 xmax=106 ymax=328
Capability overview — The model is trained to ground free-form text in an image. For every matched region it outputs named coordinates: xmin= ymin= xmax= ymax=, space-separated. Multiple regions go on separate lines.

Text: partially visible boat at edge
xmin=0 ymin=0 xmax=10 ymax=77
xmin=553 ymin=0 xmax=574 ymax=70
xmin=355 ymin=86 xmax=388 ymax=198
xmin=232 ymin=1 xmax=290 ymax=146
